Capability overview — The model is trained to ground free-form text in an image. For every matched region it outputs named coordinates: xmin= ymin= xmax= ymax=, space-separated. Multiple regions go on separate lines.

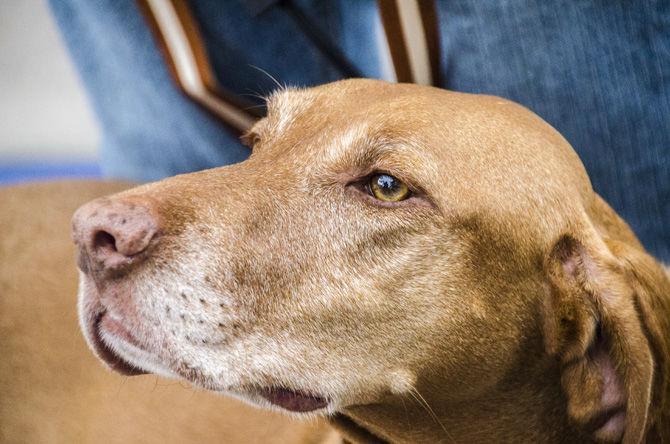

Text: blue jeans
xmin=50 ymin=0 xmax=670 ymax=261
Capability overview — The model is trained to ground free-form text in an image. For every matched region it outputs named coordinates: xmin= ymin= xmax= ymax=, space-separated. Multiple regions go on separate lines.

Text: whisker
xmin=408 ymin=388 xmax=455 ymax=443
xmin=249 ymin=65 xmax=284 ymax=91
xmin=240 ymin=90 xmax=269 ymax=103
xmin=399 ymin=393 xmax=411 ymax=429
xmin=242 ymin=104 xmax=268 ymax=112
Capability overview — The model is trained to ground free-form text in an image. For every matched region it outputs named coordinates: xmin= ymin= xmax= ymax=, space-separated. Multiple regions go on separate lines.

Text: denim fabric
xmin=435 ymin=1 xmax=670 ymax=261
xmin=48 ymin=0 xmax=382 ymax=182
xmin=49 ymin=0 xmax=669 ymax=260
xmin=49 ymin=0 xmax=249 ymax=182
xmin=187 ymin=0 xmax=383 ymax=94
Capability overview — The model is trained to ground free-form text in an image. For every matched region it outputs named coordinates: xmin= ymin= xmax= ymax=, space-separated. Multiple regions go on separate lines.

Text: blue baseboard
xmin=0 ymin=160 xmax=102 ymax=185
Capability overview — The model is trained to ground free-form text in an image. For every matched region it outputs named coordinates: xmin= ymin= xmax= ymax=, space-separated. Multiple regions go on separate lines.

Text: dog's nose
xmin=72 ymin=197 xmax=159 ymax=272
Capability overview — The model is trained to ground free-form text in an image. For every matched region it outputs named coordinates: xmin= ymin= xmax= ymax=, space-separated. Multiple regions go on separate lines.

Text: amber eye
xmin=368 ymin=174 xmax=411 ymax=202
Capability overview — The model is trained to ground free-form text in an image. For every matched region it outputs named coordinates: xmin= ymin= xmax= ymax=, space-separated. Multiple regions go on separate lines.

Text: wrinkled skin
xmin=73 ymin=80 xmax=670 ymax=443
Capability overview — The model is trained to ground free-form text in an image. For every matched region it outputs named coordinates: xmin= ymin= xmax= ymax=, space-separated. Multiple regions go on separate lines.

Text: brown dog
xmin=0 ymin=181 xmax=336 ymax=443
xmin=68 ymin=79 xmax=670 ymax=442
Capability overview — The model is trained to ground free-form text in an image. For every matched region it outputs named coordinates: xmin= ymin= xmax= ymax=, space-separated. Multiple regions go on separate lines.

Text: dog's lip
xmin=257 ymin=387 xmax=329 ymax=412
xmin=91 ymin=312 xmax=147 ymax=376
xmin=99 ymin=314 xmax=142 ymax=348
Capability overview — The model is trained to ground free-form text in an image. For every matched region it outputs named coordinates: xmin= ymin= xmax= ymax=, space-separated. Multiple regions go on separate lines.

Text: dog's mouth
xmin=89 ymin=312 xmax=147 ymax=376
xmin=79 ymin=279 xmax=331 ymax=413
xmin=257 ymin=387 xmax=329 ymax=412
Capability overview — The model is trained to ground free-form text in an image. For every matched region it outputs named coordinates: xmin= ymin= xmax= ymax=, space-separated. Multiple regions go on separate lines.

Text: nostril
xmin=93 ymin=230 xmax=118 ymax=254
xmin=73 ymin=197 xmax=160 ymax=272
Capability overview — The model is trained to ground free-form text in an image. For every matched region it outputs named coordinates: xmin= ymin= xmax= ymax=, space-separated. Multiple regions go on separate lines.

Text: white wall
xmin=0 ymin=0 xmax=99 ymax=160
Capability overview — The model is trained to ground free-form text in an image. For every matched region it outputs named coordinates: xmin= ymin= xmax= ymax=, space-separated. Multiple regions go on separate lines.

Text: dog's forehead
xmin=264 ymin=80 xmax=589 ymax=179
xmin=264 ymin=79 xmax=550 ymax=153
xmin=266 ymin=80 xmax=442 ymax=126
xmin=261 ymin=80 xmax=461 ymax=163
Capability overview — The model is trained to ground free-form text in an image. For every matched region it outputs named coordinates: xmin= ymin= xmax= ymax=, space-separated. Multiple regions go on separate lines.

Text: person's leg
xmin=188 ymin=0 xmax=384 ymax=91
xmin=49 ymin=0 xmax=383 ymax=183
xmin=437 ymin=1 xmax=670 ymax=261
xmin=49 ymin=0 xmax=250 ymax=182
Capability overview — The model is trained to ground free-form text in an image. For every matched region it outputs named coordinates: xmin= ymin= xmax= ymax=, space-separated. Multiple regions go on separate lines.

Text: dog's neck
xmin=329 ymin=359 xmax=586 ymax=443
xmin=331 ymin=296 xmax=670 ymax=444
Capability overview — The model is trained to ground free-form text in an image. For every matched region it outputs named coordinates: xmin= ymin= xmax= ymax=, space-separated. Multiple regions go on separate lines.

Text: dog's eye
xmin=368 ymin=174 xmax=411 ymax=202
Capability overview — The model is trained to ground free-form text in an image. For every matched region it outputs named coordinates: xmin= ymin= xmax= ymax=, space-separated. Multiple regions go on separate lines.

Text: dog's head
xmin=73 ymin=80 xmax=670 ymax=442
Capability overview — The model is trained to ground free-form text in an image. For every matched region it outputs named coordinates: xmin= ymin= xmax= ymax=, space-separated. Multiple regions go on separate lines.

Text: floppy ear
xmin=543 ymin=234 xmax=656 ymax=443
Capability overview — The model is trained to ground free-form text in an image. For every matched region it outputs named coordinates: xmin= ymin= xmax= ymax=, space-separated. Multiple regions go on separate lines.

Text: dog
xmin=0 ymin=181 xmax=336 ymax=443
xmin=71 ymin=79 xmax=670 ymax=443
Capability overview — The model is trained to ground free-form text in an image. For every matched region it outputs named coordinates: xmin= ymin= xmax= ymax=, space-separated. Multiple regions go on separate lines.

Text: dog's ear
xmin=543 ymin=234 xmax=660 ymax=443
